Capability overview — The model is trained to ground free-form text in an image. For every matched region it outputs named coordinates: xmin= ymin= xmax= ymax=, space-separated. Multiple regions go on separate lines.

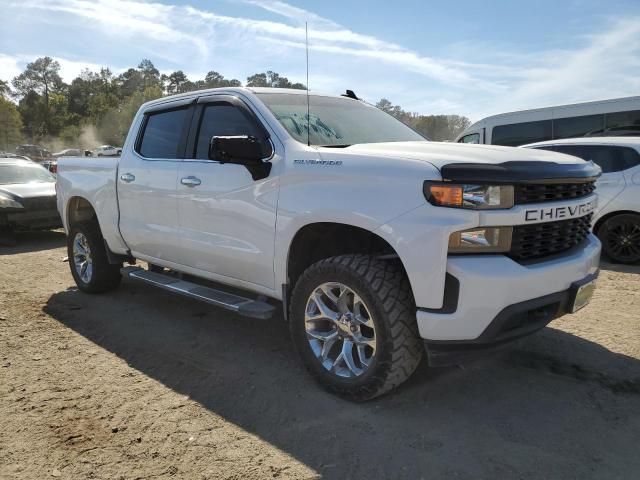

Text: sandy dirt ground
xmin=1 ymin=230 xmax=639 ymax=480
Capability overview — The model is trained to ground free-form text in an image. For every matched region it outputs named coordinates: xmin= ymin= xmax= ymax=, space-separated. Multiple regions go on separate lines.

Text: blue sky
xmin=1 ymin=0 xmax=640 ymax=120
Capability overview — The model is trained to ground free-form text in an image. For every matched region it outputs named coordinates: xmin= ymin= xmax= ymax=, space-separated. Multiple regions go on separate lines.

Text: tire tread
xmin=68 ymin=220 xmax=121 ymax=293
xmin=289 ymin=254 xmax=423 ymax=401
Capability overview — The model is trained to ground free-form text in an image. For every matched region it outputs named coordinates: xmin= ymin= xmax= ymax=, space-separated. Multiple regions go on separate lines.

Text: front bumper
xmin=2 ymin=209 xmax=62 ymax=230
xmin=424 ymin=271 xmax=598 ymax=366
xmin=416 ymin=234 xmax=601 ymax=347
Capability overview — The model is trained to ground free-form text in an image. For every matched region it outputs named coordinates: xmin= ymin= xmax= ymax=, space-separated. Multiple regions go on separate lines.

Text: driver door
xmin=175 ymin=95 xmax=279 ymax=290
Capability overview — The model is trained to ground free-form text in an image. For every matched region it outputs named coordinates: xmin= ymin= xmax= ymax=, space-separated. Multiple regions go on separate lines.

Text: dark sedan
xmin=0 ymin=159 xmax=62 ymax=237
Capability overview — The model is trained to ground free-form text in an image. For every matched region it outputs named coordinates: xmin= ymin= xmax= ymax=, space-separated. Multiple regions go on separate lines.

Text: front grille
xmin=509 ymin=214 xmax=592 ymax=261
xmin=514 ymin=181 xmax=596 ymax=204
xmin=20 ymin=195 xmax=57 ymax=211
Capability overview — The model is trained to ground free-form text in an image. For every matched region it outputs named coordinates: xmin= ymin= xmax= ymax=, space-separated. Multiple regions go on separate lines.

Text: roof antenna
xmin=305 ymin=21 xmax=311 ymax=147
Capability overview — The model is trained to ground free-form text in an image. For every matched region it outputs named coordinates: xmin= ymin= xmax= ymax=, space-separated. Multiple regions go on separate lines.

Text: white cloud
xmin=16 ymin=0 xmax=209 ymax=59
xmin=13 ymin=0 xmax=485 ymax=89
xmin=0 ymin=54 xmax=22 ymax=82
xmin=0 ymin=54 xmax=122 ymax=83
xmin=474 ymin=17 xmax=640 ymax=117
xmin=3 ymin=0 xmax=640 ymax=120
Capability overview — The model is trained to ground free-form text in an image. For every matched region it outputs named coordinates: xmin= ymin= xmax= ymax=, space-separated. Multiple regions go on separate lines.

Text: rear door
xmin=117 ymin=99 xmax=193 ymax=263
xmin=174 ymin=94 xmax=279 ymax=289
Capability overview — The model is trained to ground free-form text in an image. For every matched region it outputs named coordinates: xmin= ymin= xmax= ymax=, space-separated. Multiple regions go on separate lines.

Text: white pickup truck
xmin=56 ymin=87 xmax=602 ymax=400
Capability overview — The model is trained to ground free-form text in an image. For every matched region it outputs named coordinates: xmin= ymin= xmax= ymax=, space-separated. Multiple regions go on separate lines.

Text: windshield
xmin=257 ymin=93 xmax=426 ymax=147
xmin=0 ymin=163 xmax=55 ymax=184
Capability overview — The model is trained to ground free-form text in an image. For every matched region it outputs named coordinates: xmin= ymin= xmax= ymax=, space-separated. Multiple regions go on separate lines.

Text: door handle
xmin=120 ymin=173 xmax=135 ymax=183
xmin=181 ymin=176 xmax=202 ymax=187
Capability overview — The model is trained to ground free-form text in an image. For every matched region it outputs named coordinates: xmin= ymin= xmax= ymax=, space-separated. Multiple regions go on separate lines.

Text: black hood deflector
xmin=440 ymin=160 xmax=601 ymax=184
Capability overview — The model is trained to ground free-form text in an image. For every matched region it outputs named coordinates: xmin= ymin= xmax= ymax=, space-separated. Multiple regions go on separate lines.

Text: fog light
xmin=449 ymin=227 xmax=513 ymax=253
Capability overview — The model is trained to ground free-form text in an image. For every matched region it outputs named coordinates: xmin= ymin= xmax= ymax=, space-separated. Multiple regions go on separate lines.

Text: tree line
xmin=0 ymin=57 xmax=470 ymax=152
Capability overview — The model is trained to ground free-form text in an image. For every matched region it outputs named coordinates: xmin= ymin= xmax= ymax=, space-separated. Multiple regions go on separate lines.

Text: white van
xmin=455 ymin=96 xmax=640 ymax=146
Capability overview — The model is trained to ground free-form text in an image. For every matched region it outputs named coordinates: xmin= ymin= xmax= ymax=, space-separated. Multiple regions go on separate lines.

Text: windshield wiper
xmin=319 ymin=144 xmax=352 ymax=148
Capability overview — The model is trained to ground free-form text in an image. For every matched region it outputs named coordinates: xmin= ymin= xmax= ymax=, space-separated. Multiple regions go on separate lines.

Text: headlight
xmin=424 ymin=182 xmax=514 ymax=209
xmin=449 ymin=227 xmax=513 ymax=253
xmin=0 ymin=194 xmax=23 ymax=209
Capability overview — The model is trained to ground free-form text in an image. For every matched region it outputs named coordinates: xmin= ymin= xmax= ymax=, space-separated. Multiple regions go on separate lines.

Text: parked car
xmin=52 ymin=148 xmax=82 ymax=158
xmin=56 ymin=87 xmax=600 ymax=400
xmin=0 ymin=159 xmax=62 ymax=239
xmin=92 ymin=145 xmax=122 ymax=157
xmin=0 ymin=152 xmax=32 ymax=161
xmin=15 ymin=144 xmax=52 ymax=162
xmin=523 ymin=137 xmax=640 ymax=263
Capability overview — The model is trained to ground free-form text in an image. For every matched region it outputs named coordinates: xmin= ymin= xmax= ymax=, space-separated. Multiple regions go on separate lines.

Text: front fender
xmin=273 ymin=154 xmax=442 ymax=295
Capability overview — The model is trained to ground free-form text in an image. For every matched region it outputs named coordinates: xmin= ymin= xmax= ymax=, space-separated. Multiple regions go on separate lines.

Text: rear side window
xmin=605 ymin=110 xmax=640 ymax=129
xmin=458 ymin=133 xmax=479 ymax=144
xmin=543 ymin=145 xmax=640 ymax=173
xmin=553 ymin=114 xmax=604 ymax=139
xmin=194 ymin=103 xmax=262 ymax=159
xmin=492 ymin=120 xmax=552 ymax=146
xmin=138 ymin=108 xmax=188 ymax=158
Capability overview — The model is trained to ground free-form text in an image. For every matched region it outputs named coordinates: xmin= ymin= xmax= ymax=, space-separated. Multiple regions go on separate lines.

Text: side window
xmin=621 ymin=147 xmax=640 ymax=170
xmin=458 ymin=133 xmax=479 ymax=144
xmin=552 ymin=145 xmax=639 ymax=173
xmin=605 ymin=110 xmax=640 ymax=129
xmin=492 ymin=120 xmax=552 ymax=146
xmin=138 ymin=108 xmax=188 ymax=159
xmin=553 ymin=114 xmax=604 ymax=139
xmin=195 ymin=103 xmax=262 ymax=159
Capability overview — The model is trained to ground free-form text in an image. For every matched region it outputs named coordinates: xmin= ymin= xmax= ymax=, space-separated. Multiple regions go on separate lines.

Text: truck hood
xmin=335 ymin=141 xmax=585 ymax=169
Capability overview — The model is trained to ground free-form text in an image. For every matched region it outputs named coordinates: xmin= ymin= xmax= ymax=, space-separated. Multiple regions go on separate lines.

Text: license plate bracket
xmin=569 ymin=274 xmax=597 ymax=313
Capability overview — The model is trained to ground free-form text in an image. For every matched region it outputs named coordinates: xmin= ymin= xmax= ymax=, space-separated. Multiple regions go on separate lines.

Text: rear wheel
xmin=289 ymin=254 xmax=423 ymax=401
xmin=598 ymin=213 xmax=640 ymax=264
xmin=68 ymin=221 xmax=122 ymax=293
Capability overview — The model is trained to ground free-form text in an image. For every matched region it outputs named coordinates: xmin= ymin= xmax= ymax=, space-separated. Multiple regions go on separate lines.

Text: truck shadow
xmin=0 ymin=229 xmax=66 ymax=255
xmin=44 ymin=282 xmax=640 ymax=479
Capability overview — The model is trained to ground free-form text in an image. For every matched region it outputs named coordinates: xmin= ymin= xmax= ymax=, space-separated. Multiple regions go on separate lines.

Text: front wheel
xmin=598 ymin=213 xmax=640 ymax=264
xmin=68 ymin=221 xmax=122 ymax=293
xmin=289 ymin=255 xmax=423 ymax=401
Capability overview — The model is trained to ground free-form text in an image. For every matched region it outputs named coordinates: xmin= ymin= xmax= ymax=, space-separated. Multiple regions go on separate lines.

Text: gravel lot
xmin=1 ymin=230 xmax=639 ymax=479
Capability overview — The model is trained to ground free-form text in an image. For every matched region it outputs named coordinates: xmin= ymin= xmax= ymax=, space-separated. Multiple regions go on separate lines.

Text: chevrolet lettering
xmin=525 ymin=199 xmax=597 ymax=222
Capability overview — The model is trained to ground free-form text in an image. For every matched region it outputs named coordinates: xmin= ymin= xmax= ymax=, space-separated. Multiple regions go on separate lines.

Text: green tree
xmin=375 ymin=98 xmax=405 ymax=119
xmin=375 ymin=98 xmax=471 ymax=141
xmin=0 ymin=97 xmax=23 ymax=151
xmin=16 ymin=91 xmax=47 ymax=141
xmin=246 ymin=71 xmax=305 ymax=89
xmin=0 ymin=79 xmax=11 ymax=99
xmin=203 ymin=71 xmax=241 ymax=88
xmin=162 ymin=70 xmax=189 ymax=94
xmin=138 ymin=59 xmax=161 ymax=90
xmin=97 ymin=85 xmax=163 ymax=145
xmin=12 ymin=57 xmax=63 ymax=107
xmin=68 ymin=68 xmax=117 ymax=120
xmin=116 ymin=68 xmax=144 ymax=97
xmin=12 ymin=57 xmax=65 ymax=136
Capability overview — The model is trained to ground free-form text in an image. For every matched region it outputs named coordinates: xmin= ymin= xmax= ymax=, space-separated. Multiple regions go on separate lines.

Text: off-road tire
xmin=597 ymin=213 xmax=640 ymax=264
xmin=289 ymin=254 xmax=424 ymax=401
xmin=68 ymin=221 xmax=122 ymax=293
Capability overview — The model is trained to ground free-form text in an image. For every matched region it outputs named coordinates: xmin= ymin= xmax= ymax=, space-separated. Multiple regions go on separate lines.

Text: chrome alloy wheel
xmin=304 ymin=282 xmax=377 ymax=378
xmin=72 ymin=232 xmax=93 ymax=284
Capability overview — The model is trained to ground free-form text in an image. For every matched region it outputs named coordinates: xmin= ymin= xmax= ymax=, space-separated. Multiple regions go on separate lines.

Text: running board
xmin=121 ymin=266 xmax=275 ymax=320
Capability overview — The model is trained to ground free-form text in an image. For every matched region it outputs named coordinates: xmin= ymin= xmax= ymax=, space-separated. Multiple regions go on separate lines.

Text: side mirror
xmin=209 ymin=135 xmax=273 ymax=180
